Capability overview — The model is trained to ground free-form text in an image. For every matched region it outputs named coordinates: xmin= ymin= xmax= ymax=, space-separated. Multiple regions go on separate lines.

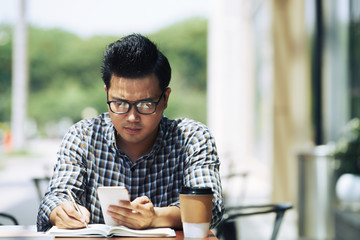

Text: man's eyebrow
xmin=110 ymin=96 xmax=155 ymax=102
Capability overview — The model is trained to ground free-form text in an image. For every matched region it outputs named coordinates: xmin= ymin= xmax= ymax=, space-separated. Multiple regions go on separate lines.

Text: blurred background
xmin=1 ymin=0 xmax=360 ymax=239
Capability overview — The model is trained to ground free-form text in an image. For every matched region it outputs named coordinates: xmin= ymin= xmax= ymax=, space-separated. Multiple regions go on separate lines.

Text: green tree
xmin=151 ymin=18 xmax=208 ymax=123
xmin=0 ymin=17 xmax=208 ymax=135
xmin=0 ymin=25 xmax=12 ymax=122
xmin=152 ymin=18 xmax=208 ymax=90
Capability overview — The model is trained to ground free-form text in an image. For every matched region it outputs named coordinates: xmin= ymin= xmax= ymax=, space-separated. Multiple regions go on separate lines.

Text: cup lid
xmin=180 ymin=186 xmax=213 ymax=195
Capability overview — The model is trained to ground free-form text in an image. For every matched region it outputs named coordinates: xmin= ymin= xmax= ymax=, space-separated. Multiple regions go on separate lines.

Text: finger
xmin=132 ymin=196 xmax=151 ymax=205
xmin=129 ymin=196 xmax=148 ymax=213
xmin=63 ymin=201 xmax=86 ymax=223
xmin=116 ymin=200 xmax=132 ymax=209
xmin=110 ymin=214 xmax=142 ymax=229
xmin=55 ymin=204 xmax=86 ymax=229
xmin=131 ymin=196 xmax=152 ymax=213
xmin=108 ymin=204 xmax=134 ymax=217
xmin=107 ymin=205 xmax=141 ymax=227
xmin=127 ymin=197 xmax=154 ymax=229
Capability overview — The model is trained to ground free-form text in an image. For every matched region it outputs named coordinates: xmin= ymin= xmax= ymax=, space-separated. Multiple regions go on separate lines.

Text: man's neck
xmin=115 ymin=133 xmax=157 ymax=163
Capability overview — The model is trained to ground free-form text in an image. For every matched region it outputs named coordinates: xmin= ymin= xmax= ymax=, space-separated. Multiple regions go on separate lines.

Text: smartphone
xmin=97 ymin=186 xmax=130 ymax=226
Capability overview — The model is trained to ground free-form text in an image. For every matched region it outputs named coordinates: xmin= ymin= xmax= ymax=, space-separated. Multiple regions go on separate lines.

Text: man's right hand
xmin=49 ymin=201 xmax=90 ymax=229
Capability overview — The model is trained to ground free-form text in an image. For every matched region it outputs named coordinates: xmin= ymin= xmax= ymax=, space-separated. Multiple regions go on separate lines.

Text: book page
xmin=48 ymin=224 xmax=110 ymax=237
xmin=48 ymin=224 xmax=176 ymax=237
xmin=109 ymin=226 xmax=176 ymax=237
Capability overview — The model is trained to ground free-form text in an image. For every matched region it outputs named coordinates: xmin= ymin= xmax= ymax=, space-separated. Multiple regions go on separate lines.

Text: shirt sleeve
xmin=36 ymin=125 xmax=88 ymax=232
xmin=182 ymin=124 xmax=224 ymax=229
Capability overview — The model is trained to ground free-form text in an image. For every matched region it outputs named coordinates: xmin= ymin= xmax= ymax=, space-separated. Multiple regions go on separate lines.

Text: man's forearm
xmin=152 ymin=206 xmax=182 ymax=229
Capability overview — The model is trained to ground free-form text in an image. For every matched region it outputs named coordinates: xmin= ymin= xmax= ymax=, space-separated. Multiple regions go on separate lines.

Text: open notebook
xmin=48 ymin=224 xmax=176 ymax=238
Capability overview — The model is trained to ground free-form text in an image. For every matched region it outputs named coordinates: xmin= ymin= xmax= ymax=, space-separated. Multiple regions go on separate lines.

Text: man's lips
xmin=124 ymin=126 xmax=141 ymax=134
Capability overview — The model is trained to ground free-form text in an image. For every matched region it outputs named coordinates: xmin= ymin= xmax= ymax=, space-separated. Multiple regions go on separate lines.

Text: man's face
xmin=105 ymin=74 xmax=170 ymax=149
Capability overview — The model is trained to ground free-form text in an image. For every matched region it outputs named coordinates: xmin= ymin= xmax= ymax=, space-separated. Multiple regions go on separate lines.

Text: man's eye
xmin=114 ymin=101 xmax=128 ymax=108
xmin=137 ymin=102 xmax=153 ymax=109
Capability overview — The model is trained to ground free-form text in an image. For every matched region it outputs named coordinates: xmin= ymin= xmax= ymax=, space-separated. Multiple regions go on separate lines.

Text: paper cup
xmin=179 ymin=186 xmax=213 ymax=238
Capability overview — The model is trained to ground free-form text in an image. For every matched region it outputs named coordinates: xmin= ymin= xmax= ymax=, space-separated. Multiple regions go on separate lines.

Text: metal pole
xmin=311 ymin=0 xmax=324 ymax=145
xmin=11 ymin=0 xmax=28 ymax=151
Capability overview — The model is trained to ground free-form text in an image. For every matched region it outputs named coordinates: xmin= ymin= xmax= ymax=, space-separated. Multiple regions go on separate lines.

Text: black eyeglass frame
xmin=107 ymin=91 xmax=165 ymax=115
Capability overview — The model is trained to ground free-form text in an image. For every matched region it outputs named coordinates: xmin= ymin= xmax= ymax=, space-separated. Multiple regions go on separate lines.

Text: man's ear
xmin=163 ymin=88 xmax=171 ymax=109
xmin=104 ymin=85 xmax=107 ymax=93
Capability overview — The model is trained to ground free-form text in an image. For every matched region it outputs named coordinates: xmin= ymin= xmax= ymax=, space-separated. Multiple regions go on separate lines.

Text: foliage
xmin=0 ymin=25 xmax=12 ymax=121
xmin=333 ymin=118 xmax=360 ymax=174
xmin=152 ymin=18 xmax=208 ymax=91
xmin=165 ymin=86 xmax=207 ymax=123
xmin=350 ymin=20 xmax=360 ymax=117
xmin=153 ymin=18 xmax=208 ymax=124
xmin=0 ymin=17 xmax=208 ymax=135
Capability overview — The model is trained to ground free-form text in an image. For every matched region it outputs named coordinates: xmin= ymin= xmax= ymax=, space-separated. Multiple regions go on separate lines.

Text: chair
xmin=0 ymin=213 xmax=19 ymax=225
xmin=215 ymin=202 xmax=293 ymax=240
xmin=32 ymin=176 xmax=50 ymax=202
xmin=217 ymin=169 xmax=293 ymax=240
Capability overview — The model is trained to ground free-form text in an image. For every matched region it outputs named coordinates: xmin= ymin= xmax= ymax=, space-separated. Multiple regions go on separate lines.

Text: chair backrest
xmin=216 ymin=203 xmax=293 ymax=240
xmin=32 ymin=176 xmax=51 ymax=202
xmin=0 ymin=213 xmax=19 ymax=225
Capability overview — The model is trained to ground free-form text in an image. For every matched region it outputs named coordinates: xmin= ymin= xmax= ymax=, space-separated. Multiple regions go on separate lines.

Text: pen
xmin=66 ymin=189 xmax=88 ymax=228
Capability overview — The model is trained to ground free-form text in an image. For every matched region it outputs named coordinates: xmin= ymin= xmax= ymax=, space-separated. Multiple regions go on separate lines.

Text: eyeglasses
xmin=107 ymin=91 xmax=165 ymax=115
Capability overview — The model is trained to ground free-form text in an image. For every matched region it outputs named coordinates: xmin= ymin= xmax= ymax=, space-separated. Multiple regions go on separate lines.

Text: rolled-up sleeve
xmin=37 ymin=126 xmax=87 ymax=232
xmin=182 ymin=127 xmax=224 ymax=229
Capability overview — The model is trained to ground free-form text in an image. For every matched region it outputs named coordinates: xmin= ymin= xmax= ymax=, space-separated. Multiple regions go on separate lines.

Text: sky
xmin=0 ymin=0 xmax=210 ymax=38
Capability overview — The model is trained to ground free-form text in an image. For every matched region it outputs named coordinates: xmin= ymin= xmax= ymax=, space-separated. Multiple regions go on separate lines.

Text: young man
xmin=37 ymin=34 xmax=224 ymax=231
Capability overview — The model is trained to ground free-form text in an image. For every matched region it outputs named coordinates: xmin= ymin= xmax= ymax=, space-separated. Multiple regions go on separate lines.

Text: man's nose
xmin=126 ymin=105 xmax=140 ymax=121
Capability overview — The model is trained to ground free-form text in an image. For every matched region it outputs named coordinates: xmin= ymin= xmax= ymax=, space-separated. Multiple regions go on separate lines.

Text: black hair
xmin=101 ymin=33 xmax=171 ymax=91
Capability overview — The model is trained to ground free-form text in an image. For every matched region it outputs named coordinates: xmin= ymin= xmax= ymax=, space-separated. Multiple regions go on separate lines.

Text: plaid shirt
xmin=37 ymin=113 xmax=224 ymax=231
